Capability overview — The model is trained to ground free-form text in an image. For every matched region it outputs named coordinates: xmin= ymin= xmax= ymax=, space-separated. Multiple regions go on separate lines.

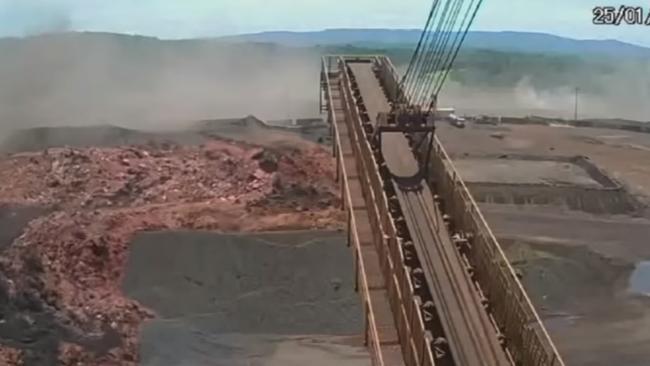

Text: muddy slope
xmin=123 ymin=231 xmax=362 ymax=335
xmin=123 ymin=231 xmax=367 ymax=366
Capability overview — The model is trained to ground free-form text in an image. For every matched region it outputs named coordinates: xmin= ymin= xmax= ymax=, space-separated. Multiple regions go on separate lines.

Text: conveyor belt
xmin=347 ymin=62 xmax=510 ymax=366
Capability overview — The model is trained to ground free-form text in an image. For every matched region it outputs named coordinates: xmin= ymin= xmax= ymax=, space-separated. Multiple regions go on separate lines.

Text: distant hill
xmin=4 ymin=30 xmax=649 ymax=58
xmin=219 ymin=29 xmax=422 ymax=47
xmin=219 ymin=29 xmax=650 ymax=58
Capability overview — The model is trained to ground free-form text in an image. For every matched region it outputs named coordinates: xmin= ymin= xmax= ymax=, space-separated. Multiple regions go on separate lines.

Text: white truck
xmin=436 ymin=108 xmax=466 ymax=128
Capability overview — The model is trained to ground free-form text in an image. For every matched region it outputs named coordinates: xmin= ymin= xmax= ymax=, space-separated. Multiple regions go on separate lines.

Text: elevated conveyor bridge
xmin=320 ymin=55 xmax=565 ymax=366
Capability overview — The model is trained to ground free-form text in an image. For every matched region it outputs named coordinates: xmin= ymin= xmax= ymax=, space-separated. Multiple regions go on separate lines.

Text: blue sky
xmin=1 ymin=0 xmax=649 ymax=46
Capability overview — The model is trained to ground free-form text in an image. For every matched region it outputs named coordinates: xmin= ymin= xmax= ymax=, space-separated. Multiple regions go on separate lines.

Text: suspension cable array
xmin=400 ymin=0 xmax=484 ymax=113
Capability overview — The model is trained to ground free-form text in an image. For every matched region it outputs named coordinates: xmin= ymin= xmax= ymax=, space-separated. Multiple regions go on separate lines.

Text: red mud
xmin=0 ymin=137 xmax=343 ymax=365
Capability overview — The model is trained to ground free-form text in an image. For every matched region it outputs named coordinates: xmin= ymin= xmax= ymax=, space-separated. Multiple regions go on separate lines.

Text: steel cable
xmin=411 ymin=0 xmax=458 ymax=105
xmin=401 ymin=0 xmax=485 ymax=113
xmin=414 ymin=0 xmax=465 ymax=107
xmin=431 ymin=0 xmax=484 ymax=103
xmin=418 ymin=1 xmax=467 ymax=108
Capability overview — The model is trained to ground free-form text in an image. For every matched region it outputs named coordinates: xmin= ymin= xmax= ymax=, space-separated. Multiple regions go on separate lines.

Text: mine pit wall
xmin=572 ymin=156 xmax=619 ymax=188
xmin=453 ymin=155 xmax=641 ymax=215
xmin=368 ymin=57 xmax=564 ymax=365
xmin=448 ymin=153 xmax=622 ymax=190
xmin=467 ymin=183 xmax=639 ymax=215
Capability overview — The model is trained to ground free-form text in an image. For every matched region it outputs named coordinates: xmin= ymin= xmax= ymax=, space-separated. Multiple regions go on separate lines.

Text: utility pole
xmin=574 ymin=87 xmax=579 ymax=121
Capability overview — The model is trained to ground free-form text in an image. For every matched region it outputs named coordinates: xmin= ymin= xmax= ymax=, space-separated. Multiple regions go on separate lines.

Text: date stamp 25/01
xmin=593 ymin=6 xmax=650 ymax=25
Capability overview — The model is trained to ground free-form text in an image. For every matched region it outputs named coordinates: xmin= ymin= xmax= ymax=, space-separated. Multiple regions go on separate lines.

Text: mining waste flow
xmin=123 ymin=231 xmax=371 ymax=366
xmin=0 ymin=205 xmax=48 ymax=250
xmin=0 ymin=205 xmax=122 ymax=365
xmin=0 ymin=116 xmax=327 ymax=154
xmin=321 ymin=55 xmax=565 ymax=366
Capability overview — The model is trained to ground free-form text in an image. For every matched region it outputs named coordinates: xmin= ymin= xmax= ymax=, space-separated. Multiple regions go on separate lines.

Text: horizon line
xmin=0 ymin=28 xmax=645 ymax=48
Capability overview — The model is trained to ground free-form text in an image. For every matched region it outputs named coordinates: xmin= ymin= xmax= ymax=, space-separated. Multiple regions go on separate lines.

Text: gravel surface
xmin=125 ymin=231 xmax=367 ymax=366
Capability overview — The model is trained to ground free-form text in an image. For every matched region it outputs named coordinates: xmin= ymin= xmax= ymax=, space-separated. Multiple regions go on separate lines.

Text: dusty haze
xmin=0 ymin=33 xmax=321 ymax=138
xmin=1 ymin=32 xmax=648 ymax=141
xmin=440 ymin=73 xmax=650 ymax=121
xmin=390 ymin=64 xmax=650 ymax=121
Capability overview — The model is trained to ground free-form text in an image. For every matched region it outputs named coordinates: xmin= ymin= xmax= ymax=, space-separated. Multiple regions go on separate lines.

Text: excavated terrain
xmin=437 ymin=122 xmax=650 ymax=366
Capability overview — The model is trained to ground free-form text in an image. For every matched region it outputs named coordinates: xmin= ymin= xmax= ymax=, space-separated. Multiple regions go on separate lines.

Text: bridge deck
xmin=347 ymin=62 xmax=510 ymax=366
xmin=326 ymin=67 xmax=406 ymax=366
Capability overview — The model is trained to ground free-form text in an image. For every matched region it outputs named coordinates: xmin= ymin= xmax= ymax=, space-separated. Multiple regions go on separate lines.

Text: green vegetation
xmin=320 ymin=44 xmax=646 ymax=95
xmin=450 ymin=49 xmax=620 ymax=93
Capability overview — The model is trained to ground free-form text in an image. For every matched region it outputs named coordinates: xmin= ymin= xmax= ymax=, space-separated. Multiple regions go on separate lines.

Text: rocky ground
xmin=0 ymin=135 xmax=343 ymax=365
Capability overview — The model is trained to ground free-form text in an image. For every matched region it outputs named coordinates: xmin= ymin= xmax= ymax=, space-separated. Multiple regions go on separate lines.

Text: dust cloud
xmin=391 ymin=62 xmax=650 ymax=122
xmin=0 ymin=33 xmax=321 ymax=139
xmin=1 ymin=32 xmax=648 ymax=142
xmin=439 ymin=71 xmax=650 ymax=121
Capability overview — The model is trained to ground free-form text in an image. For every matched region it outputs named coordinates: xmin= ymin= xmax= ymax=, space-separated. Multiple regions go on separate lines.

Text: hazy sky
xmin=1 ymin=0 xmax=649 ymax=46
